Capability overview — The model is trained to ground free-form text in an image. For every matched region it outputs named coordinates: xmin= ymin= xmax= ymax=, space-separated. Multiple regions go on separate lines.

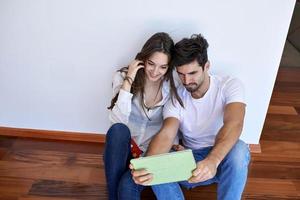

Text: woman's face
xmin=144 ymin=52 xmax=169 ymax=82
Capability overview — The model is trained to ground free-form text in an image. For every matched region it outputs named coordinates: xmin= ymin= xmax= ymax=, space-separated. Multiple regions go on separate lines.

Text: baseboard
xmin=0 ymin=126 xmax=261 ymax=153
xmin=249 ymin=144 xmax=261 ymax=153
xmin=0 ymin=126 xmax=106 ymax=143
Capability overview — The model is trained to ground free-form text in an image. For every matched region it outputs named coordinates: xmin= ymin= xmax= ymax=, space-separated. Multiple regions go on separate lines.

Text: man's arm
xmin=146 ymin=117 xmax=180 ymax=156
xmin=131 ymin=117 xmax=180 ymax=185
xmin=189 ymin=102 xmax=245 ymax=183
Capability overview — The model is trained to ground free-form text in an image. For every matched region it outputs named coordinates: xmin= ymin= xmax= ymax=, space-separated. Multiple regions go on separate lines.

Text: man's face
xmin=176 ymin=60 xmax=208 ymax=93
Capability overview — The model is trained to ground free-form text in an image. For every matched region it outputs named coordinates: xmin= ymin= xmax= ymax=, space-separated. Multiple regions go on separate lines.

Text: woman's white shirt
xmin=109 ymin=71 xmax=175 ymax=152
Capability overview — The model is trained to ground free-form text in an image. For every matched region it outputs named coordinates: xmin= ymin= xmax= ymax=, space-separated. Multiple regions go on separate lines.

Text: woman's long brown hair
xmin=108 ymin=32 xmax=183 ymax=110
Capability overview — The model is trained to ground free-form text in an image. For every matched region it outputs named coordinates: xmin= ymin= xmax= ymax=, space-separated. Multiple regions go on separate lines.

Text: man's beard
xmin=184 ymin=83 xmax=201 ymax=93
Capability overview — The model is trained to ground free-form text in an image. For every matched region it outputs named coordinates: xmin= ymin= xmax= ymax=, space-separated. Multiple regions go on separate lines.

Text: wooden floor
xmin=0 ymin=66 xmax=299 ymax=200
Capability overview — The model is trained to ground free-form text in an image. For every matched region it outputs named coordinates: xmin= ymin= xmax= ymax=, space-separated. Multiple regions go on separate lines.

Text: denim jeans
xmin=103 ymin=123 xmax=184 ymax=200
xmin=179 ymin=140 xmax=251 ymax=200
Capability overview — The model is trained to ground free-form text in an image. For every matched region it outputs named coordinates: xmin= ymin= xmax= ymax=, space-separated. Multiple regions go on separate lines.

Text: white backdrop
xmin=0 ymin=0 xmax=295 ymax=144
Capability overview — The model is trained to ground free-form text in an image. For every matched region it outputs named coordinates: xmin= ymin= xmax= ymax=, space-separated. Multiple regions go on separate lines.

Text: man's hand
xmin=188 ymin=157 xmax=219 ymax=183
xmin=129 ymin=164 xmax=153 ymax=185
xmin=172 ymin=144 xmax=185 ymax=151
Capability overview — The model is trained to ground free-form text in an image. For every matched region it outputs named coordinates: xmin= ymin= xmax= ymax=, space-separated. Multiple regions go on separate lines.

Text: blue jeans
xmin=179 ymin=140 xmax=251 ymax=200
xmin=103 ymin=123 xmax=184 ymax=200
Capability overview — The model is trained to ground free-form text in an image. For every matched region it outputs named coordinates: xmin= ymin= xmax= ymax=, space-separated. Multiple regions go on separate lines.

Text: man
xmin=131 ymin=34 xmax=250 ymax=200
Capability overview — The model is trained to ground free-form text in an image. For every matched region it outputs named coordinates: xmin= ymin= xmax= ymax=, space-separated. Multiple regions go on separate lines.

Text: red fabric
xmin=130 ymin=139 xmax=143 ymax=158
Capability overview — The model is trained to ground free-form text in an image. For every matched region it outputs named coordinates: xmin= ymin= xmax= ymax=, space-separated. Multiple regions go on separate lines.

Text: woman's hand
xmin=129 ymin=164 xmax=153 ymax=185
xmin=127 ymin=60 xmax=144 ymax=80
xmin=121 ymin=60 xmax=144 ymax=92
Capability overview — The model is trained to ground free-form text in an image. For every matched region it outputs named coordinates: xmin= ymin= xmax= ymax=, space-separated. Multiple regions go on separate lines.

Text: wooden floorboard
xmin=268 ymin=105 xmax=298 ymax=115
xmin=2 ymin=149 xmax=103 ymax=168
xmin=0 ymin=177 xmax=34 ymax=196
xmin=0 ymin=66 xmax=299 ymax=199
xmin=10 ymin=138 xmax=104 ymax=154
xmin=18 ymin=196 xmax=78 ymax=200
xmin=243 ymin=178 xmax=299 ymax=199
xmin=28 ymin=179 xmax=105 ymax=200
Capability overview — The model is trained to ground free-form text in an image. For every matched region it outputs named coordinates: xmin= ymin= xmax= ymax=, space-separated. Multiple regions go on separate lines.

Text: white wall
xmin=0 ymin=0 xmax=295 ymax=144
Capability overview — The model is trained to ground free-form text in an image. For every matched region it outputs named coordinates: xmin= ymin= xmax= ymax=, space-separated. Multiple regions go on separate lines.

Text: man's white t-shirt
xmin=163 ymin=74 xmax=246 ymax=150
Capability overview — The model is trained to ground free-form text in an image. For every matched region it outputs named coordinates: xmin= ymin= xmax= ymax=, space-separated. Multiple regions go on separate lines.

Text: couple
xmin=104 ymin=32 xmax=250 ymax=200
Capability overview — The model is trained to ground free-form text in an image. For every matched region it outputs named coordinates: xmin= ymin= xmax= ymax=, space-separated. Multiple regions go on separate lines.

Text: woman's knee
xmin=106 ymin=123 xmax=131 ymax=143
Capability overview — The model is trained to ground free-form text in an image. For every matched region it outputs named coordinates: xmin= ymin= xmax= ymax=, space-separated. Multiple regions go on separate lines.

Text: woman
xmin=104 ymin=32 xmax=184 ymax=200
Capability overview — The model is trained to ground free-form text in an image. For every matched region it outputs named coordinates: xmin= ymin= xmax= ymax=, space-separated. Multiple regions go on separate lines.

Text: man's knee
xmin=152 ymin=182 xmax=184 ymax=200
xmin=152 ymin=182 xmax=182 ymax=192
xmin=179 ymin=181 xmax=195 ymax=189
xmin=225 ymin=140 xmax=251 ymax=170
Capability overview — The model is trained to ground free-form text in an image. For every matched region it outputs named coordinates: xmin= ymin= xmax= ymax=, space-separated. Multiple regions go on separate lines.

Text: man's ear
xmin=204 ymin=61 xmax=210 ymax=71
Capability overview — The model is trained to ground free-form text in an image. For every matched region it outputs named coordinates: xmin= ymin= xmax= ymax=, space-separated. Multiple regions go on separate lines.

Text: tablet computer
xmin=130 ymin=149 xmax=196 ymax=185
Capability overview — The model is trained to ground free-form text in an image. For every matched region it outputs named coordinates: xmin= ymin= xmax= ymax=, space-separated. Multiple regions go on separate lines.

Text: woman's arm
xmin=109 ymin=60 xmax=144 ymax=124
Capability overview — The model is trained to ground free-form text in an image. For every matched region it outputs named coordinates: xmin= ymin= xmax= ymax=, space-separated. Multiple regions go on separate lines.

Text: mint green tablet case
xmin=130 ymin=149 xmax=196 ymax=185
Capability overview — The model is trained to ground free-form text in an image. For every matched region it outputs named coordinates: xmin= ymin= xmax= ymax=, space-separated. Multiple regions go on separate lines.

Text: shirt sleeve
xmin=109 ymin=71 xmax=133 ymax=124
xmin=163 ymin=86 xmax=183 ymax=145
xmin=163 ymin=96 xmax=182 ymax=121
xmin=222 ymin=78 xmax=246 ymax=105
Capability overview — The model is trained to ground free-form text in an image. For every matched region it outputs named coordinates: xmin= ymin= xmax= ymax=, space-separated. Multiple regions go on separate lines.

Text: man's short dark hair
xmin=172 ymin=34 xmax=209 ymax=69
